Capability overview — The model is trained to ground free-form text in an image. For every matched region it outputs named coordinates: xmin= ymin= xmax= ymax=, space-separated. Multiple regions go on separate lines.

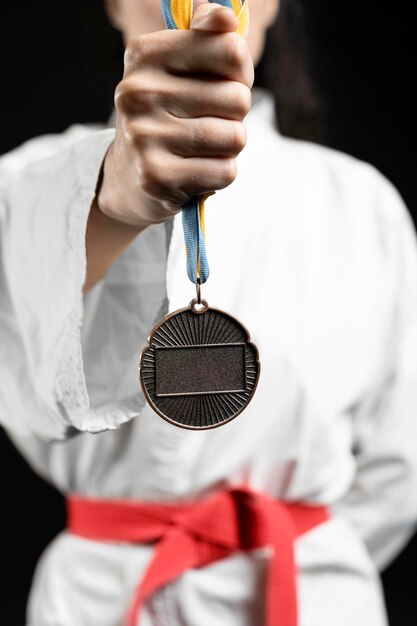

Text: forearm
xmin=83 ymin=197 xmax=145 ymax=293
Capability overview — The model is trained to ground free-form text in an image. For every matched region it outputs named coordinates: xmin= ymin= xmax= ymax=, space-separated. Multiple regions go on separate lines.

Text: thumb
xmin=191 ymin=1 xmax=238 ymax=32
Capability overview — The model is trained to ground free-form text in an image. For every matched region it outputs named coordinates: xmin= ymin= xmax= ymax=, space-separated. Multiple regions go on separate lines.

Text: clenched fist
xmin=97 ymin=1 xmax=254 ymax=228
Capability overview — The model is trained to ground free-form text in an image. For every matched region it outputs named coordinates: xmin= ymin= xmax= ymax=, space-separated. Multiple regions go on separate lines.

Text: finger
xmin=141 ymin=151 xmax=237 ymax=205
xmin=117 ymin=72 xmax=251 ymax=121
xmin=176 ymin=155 xmax=237 ymax=198
xmin=125 ymin=29 xmax=254 ymax=88
xmin=162 ymin=74 xmax=252 ymax=120
xmin=132 ymin=116 xmax=247 ymax=158
xmin=191 ymin=2 xmax=238 ymax=32
xmin=170 ymin=117 xmax=247 ymax=158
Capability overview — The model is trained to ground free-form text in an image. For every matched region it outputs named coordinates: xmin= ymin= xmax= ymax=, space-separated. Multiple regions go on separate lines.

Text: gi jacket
xmin=1 ymin=88 xmax=417 ymax=626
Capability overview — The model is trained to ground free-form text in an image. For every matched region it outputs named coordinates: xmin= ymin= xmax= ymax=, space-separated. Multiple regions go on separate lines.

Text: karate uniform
xmin=1 ymin=87 xmax=417 ymax=626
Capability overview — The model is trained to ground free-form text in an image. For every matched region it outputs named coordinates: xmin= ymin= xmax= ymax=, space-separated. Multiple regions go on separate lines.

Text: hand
xmin=96 ymin=1 xmax=254 ymax=228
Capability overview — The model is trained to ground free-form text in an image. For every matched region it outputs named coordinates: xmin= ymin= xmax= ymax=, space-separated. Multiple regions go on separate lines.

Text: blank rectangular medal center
xmin=155 ymin=343 xmax=247 ymax=396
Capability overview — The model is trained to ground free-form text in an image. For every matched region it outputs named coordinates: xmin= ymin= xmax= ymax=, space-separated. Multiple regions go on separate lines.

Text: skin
xmin=84 ymin=0 xmax=279 ymax=292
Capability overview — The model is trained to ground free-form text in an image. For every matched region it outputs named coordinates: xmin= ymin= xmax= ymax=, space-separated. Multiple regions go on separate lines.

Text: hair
xmin=254 ymin=0 xmax=327 ymax=144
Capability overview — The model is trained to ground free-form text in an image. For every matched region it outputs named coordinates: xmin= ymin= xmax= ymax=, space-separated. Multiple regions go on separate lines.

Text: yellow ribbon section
xmin=171 ymin=0 xmax=249 ymax=41
xmin=197 ymin=190 xmax=215 ymax=277
xmin=171 ymin=0 xmax=193 ymax=30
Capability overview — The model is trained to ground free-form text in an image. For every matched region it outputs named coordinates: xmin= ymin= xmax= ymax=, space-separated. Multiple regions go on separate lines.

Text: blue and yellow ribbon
xmin=160 ymin=0 xmax=249 ymax=284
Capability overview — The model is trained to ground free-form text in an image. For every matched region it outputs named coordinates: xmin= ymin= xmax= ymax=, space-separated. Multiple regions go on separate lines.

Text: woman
xmin=1 ymin=0 xmax=417 ymax=624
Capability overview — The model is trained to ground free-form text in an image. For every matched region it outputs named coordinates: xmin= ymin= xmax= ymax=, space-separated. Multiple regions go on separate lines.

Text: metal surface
xmin=139 ymin=300 xmax=260 ymax=429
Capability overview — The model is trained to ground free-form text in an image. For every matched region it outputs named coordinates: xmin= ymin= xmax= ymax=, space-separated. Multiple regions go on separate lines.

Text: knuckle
xmin=141 ymin=168 xmax=159 ymax=198
xmin=141 ymin=152 xmax=171 ymax=197
xmin=114 ymin=78 xmax=132 ymax=112
xmin=123 ymin=37 xmax=144 ymax=70
xmin=115 ymin=75 xmax=160 ymax=115
xmin=222 ymin=158 xmax=237 ymax=186
xmin=130 ymin=119 xmax=155 ymax=149
xmin=141 ymin=162 xmax=160 ymax=196
xmin=230 ymin=121 xmax=247 ymax=154
xmin=224 ymin=32 xmax=247 ymax=69
xmin=123 ymin=35 xmax=159 ymax=73
xmin=232 ymin=83 xmax=252 ymax=118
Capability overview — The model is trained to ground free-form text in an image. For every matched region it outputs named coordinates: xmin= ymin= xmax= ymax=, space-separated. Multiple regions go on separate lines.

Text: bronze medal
xmin=139 ymin=294 xmax=260 ymax=430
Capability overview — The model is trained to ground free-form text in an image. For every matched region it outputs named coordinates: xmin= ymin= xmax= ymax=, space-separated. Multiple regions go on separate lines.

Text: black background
xmin=0 ymin=1 xmax=416 ymax=624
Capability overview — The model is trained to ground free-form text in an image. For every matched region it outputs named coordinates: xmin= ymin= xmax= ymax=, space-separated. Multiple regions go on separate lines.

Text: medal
xmin=139 ymin=0 xmax=259 ymax=429
xmin=140 ymin=290 xmax=260 ymax=430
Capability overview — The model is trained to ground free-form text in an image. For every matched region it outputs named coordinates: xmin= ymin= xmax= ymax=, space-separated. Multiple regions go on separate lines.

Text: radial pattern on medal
xmin=139 ymin=305 xmax=260 ymax=430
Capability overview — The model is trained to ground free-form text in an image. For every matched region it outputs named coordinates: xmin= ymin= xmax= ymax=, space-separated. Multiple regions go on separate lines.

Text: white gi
xmin=1 ymin=87 xmax=417 ymax=626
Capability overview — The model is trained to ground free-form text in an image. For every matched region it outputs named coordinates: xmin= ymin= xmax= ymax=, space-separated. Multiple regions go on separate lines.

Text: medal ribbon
xmin=160 ymin=0 xmax=249 ymax=284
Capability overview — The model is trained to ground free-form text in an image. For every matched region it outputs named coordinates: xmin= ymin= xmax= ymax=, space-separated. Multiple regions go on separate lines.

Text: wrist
xmin=96 ymin=141 xmax=157 ymax=230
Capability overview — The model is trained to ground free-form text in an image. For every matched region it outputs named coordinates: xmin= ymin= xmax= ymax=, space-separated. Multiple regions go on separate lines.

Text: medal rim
xmin=138 ymin=301 xmax=261 ymax=431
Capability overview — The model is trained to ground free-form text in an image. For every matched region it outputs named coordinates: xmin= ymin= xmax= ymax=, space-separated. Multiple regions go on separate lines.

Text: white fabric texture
xmin=1 ymin=87 xmax=417 ymax=626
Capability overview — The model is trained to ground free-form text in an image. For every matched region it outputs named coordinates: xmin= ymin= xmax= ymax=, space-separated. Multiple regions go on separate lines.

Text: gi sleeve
xmin=0 ymin=126 xmax=121 ymax=441
xmin=333 ymin=172 xmax=417 ymax=571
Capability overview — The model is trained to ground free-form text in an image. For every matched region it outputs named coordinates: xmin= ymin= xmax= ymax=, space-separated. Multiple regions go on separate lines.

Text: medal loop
xmin=160 ymin=0 xmax=249 ymax=284
xmin=190 ymin=297 xmax=209 ymax=314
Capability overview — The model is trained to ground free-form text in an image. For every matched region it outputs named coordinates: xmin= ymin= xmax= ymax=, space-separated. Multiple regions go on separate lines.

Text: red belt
xmin=67 ymin=486 xmax=329 ymax=626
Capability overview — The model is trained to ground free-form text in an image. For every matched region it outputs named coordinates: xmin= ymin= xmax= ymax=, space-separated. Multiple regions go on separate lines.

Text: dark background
xmin=0 ymin=0 xmax=416 ymax=624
